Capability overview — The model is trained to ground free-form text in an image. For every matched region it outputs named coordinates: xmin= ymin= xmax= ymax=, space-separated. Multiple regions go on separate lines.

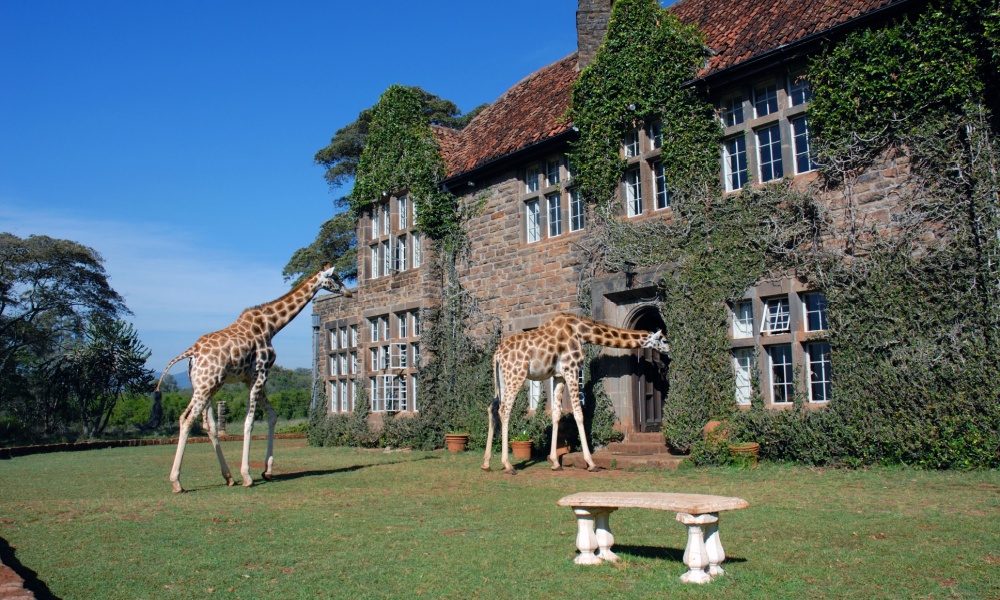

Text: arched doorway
xmin=628 ymin=306 xmax=668 ymax=432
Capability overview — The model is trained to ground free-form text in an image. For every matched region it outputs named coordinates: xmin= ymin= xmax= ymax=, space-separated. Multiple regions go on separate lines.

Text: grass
xmin=0 ymin=439 xmax=998 ymax=599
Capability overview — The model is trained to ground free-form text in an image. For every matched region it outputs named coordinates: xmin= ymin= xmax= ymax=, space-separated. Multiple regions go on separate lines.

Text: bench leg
xmin=595 ymin=509 xmax=619 ymax=562
xmin=705 ymin=517 xmax=726 ymax=576
xmin=572 ymin=508 xmax=603 ymax=565
xmin=676 ymin=512 xmax=718 ymax=584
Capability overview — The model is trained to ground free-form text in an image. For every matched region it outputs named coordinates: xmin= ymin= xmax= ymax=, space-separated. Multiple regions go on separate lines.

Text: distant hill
xmin=155 ymin=371 xmax=191 ymax=391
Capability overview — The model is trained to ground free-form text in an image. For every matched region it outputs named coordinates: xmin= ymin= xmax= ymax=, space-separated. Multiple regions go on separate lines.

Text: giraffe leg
xmin=566 ymin=373 xmax=600 ymax=472
xmin=500 ymin=393 xmax=516 ymax=474
xmin=549 ymin=379 xmax=565 ymax=470
xmin=170 ymin=395 xmax=205 ymax=493
xmin=240 ymin=372 xmax=266 ymax=487
xmin=481 ymin=399 xmax=496 ymax=471
xmin=261 ymin=396 xmax=277 ymax=481
xmin=202 ymin=404 xmax=235 ymax=486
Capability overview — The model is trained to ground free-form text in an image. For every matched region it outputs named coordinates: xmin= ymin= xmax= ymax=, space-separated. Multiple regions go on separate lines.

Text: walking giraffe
xmin=155 ymin=266 xmax=350 ymax=493
xmin=483 ymin=313 xmax=670 ymax=474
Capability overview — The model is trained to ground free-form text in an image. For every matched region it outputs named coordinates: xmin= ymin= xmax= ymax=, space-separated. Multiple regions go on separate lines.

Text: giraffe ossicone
xmin=483 ymin=313 xmax=670 ymax=474
xmin=155 ymin=266 xmax=350 ymax=493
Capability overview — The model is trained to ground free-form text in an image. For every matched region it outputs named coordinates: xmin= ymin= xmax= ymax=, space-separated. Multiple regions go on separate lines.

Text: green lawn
xmin=1 ymin=439 xmax=998 ymax=599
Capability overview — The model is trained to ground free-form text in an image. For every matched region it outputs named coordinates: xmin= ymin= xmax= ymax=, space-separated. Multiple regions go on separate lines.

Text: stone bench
xmin=556 ymin=492 xmax=749 ymax=584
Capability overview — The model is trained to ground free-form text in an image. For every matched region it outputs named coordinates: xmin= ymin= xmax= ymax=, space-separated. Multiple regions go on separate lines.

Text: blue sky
xmin=0 ymin=1 xmax=580 ymax=371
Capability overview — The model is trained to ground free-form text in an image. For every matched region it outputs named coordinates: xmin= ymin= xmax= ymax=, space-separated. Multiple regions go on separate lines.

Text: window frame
xmin=733 ymin=300 xmax=754 ymax=339
xmin=625 ymin=166 xmax=643 ymax=217
xmin=525 ymin=165 xmax=540 ymax=193
xmin=791 ymin=115 xmax=817 ymax=174
xmin=767 ymin=344 xmax=794 ymax=404
xmin=569 ymin=189 xmax=585 ymax=232
xmin=623 ymin=129 xmax=640 ymax=158
xmin=806 ymin=341 xmax=832 ymax=403
xmin=724 ymin=135 xmax=749 ymax=192
xmin=525 ymin=198 xmax=541 ymax=243
xmin=761 ymin=297 xmax=791 ymax=334
xmin=720 ymin=93 xmax=745 ymax=127
xmin=652 ymin=159 xmax=670 ymax=210
xmin=733 ymin=348 xmax=754 ymax=406
xmin=546 ymin=157 xmax=561 ymax=187
xmin=753 ymin=82 xmax=779 ymax=118
xmin=803 ymin=292 xmax=828 ymax=332
xmin=756 ymin=123 xmax=784 ymax=183
xmin=547 ymin=192 xmax=563 ymax=238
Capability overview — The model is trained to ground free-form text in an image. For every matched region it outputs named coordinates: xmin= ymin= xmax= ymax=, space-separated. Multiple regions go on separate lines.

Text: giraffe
xmin=482 ymin=313 xmax=670 ymax=474
xmin=155 ymin=265 xmax=350 ymax=493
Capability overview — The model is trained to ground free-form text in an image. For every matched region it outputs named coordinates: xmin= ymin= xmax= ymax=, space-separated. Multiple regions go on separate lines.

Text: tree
xmin=0 ymin=233 xmax=127 ymax=378
xmin=50 ymin=319 xmax=154 ymax=438
xmin=0 ymin=233 xmax=129 ymax=433
xmin=282 ymin=211 xmax=358 ymax=286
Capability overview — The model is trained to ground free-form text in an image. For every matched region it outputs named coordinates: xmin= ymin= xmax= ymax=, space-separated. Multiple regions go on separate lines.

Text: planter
xmin=703 ymin=419 xmax=730 ymax=444
xmin=728 ymin=442 xmax=760 ymax=468
xmin=511 ymin=440 xmax=534 ymax=460
xmin=444 ymin=433 xmax=470 ymax=453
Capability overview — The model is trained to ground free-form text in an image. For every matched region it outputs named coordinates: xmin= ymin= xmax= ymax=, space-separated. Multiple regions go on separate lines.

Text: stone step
xmin=562 ymin=450 xmax=683 ymax=471
xmin=605 ymin=441 xmax=674 ymax=455
xmin=624 ymin=432 xmax=666 ymax=444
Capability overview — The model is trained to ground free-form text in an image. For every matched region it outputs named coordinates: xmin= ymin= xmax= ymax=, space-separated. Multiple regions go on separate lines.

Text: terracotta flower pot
xmin=511 ymin=440 xmax=533 ymax=460
xmin=445 ymin=433 xmax=470 ymax=453
xmin=703 ymin=419 xmax=730 ymax=444
xmin=728 ymin=442 xmax=760 ymax=467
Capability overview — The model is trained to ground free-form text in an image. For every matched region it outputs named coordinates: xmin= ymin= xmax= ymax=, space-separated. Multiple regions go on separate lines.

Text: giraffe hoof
xmin=505 ymin=469 xmax=518 ymax=476
xmin=551 ymin=465 xmax=564 ymax=471
xmin=587 ymin=465 xmax=605 ymax=473
xmin=226 ymin=477 xmax=235 ymax=487
xmin=262 ymin=472 xmax=272 ymax=481
xmin=481 ymin=465 xmax=492 ymax=472
xmin=172 ymin=485 xmax=185 ymax=494
xmin=242 ymin=480 xmax=254 ymax=488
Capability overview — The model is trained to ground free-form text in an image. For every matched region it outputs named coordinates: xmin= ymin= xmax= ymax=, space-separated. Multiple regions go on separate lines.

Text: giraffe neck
xmin=250 ymin=271 xmax=324 ymax=338
xmin=575 ymin=316 xmax=649 ymax=349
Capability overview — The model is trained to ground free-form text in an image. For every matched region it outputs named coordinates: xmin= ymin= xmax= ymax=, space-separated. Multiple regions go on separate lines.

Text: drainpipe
xmin=311 ymin=313 xmax=321 ymax=411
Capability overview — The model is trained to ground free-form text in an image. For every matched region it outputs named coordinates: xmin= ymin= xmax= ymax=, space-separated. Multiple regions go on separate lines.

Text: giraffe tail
xmin=155 ymin=348 xmax=195 ymax=392
xmin=491 ymin=358 xmax=502 ymax=432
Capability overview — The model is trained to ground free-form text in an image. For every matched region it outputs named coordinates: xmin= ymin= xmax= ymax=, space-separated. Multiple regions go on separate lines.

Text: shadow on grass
xmin=614 ymin=544 xmax=748 ymax=564
xmin=0 ymin=536 xmax=60 ymax=599
xmin=266 ymin=454 xmax=442 ymax=483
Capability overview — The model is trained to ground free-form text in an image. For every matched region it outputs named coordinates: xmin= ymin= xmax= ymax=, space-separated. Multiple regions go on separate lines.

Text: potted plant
xmin=727 ymin=439 xmax=760 ymax=468
xmin=510 ymin=432 xmax=534 ymax=460
xmin=444 ymin=432 xmax=470 ymax=453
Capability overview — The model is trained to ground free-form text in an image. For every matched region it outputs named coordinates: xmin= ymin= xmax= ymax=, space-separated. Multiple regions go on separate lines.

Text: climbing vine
xmin=353 ymin=85 xmax=461 ymax=244
xmin=567 ymin=0 xmax=720 ymax=208
xmin=571 ymin=0 xmax=1000 ymax=467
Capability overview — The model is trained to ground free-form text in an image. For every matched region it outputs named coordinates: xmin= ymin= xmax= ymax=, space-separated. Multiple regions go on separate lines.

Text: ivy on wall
xmin=572 ymin=0 xmax=1000 ymax=467
xmin=353 ymin=85 xmax=460 ymax=244
xmin=567 ymin=0 xmax=720 ymax=209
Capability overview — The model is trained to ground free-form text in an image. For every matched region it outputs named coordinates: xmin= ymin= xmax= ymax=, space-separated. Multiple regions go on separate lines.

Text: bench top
xmin=557 ymin=492 xmax=749 ymax=514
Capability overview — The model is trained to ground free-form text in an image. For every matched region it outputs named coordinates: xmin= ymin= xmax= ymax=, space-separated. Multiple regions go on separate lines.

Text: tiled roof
xmin=672 ymin=0 xmax=905 ymax=77
xmin=436 ymin=0 xmax=906 ymax=178
xmin=436 ymin=53 xmax=579 ymax=178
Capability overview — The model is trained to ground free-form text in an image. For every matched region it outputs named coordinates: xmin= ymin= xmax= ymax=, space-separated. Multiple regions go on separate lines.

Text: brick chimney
xmin=576 ymin=0 xmax=613 ymax=71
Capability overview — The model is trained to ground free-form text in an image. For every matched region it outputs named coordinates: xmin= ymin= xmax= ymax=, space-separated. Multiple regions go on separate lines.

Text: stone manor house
xmin=313 ymin=0 xmax=917 ymax=433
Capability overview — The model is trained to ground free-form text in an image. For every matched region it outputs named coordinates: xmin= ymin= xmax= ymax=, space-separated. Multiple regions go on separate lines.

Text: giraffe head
xmin=642 ymin=330 xmax=670 ymax=355
xmin=318 ymin=266 xmax=352 ymax=298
